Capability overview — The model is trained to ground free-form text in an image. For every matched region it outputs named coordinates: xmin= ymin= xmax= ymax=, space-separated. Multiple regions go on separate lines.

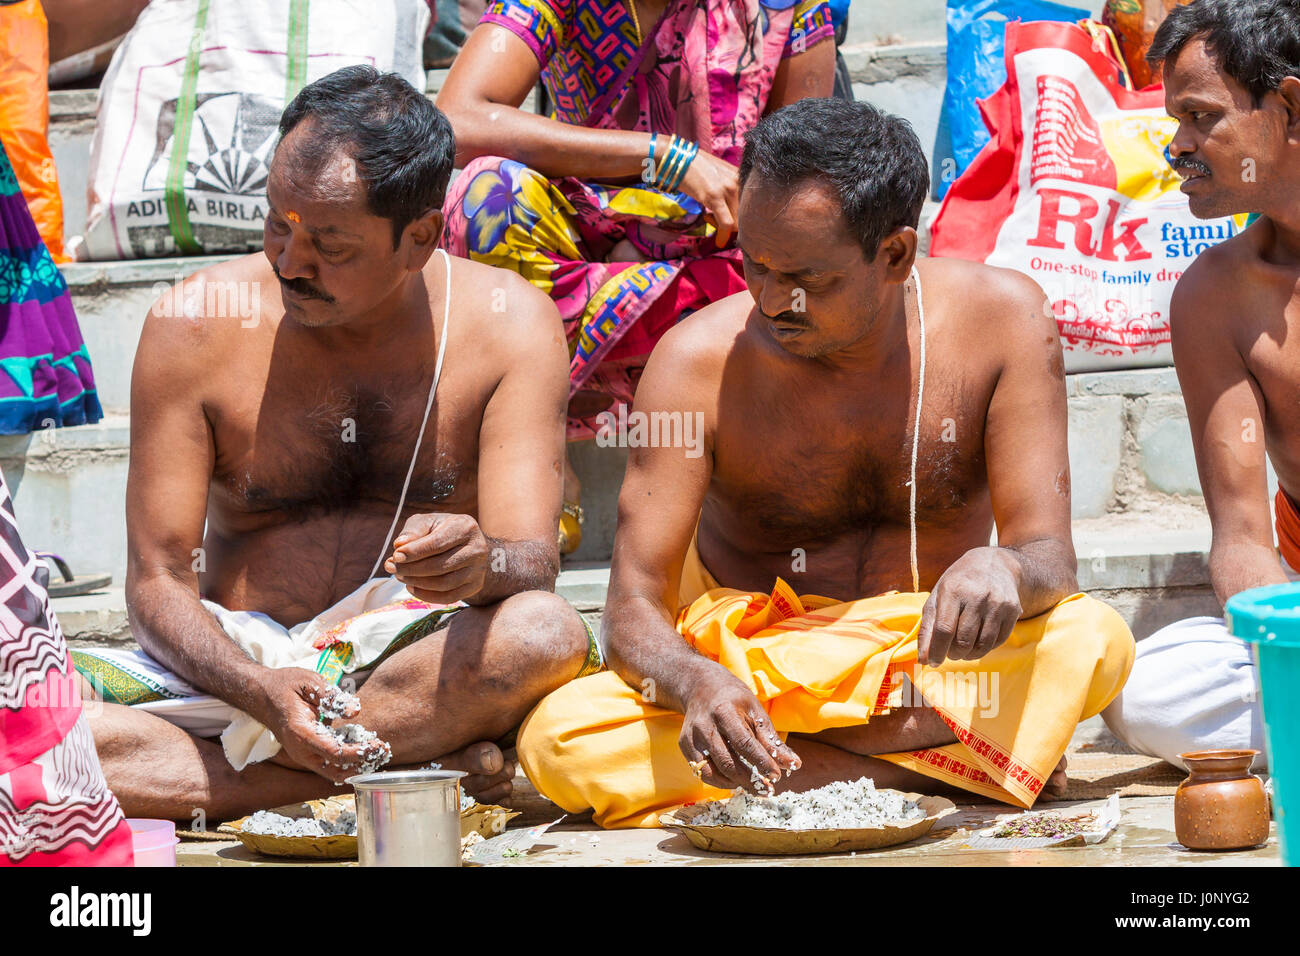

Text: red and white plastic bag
xmin=931 ymin=19 xmax=1245 ymax=372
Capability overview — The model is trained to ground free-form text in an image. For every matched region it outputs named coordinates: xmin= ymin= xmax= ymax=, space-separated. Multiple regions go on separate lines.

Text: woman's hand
xmin=676 ymin=151 xmax=741 ymax=249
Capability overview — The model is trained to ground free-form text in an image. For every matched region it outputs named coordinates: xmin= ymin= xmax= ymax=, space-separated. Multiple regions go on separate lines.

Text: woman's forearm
xmin=441 ymin=100 xmax=656 ymax=181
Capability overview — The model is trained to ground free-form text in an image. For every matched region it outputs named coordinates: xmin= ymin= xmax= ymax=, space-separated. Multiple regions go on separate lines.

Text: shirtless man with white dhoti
xmin=75 ymin=66 xmax=599 ymax=819
xmin=1102 ymin=0 xmax=1300 ymax=769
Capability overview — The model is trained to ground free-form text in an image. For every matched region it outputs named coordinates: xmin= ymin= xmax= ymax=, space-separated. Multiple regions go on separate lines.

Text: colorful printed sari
xmin=0 ymin=469 xmax=133 ymax=866
xmin=0 ymin=141 xmax=102 ymax=434
xmin=440 ymin=0 xmax=833 ymax=438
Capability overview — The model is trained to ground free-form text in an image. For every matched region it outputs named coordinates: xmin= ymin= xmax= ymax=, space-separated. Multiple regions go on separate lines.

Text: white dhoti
xmin=1101 ymin=616 xmax=1266 ymax=772
xmin=72 ymin=578 xmax=458 ymax=770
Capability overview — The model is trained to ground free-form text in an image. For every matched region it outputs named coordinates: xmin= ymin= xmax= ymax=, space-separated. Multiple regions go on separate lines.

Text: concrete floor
xmin=175 ymin=795 xmax=1280 ymax=867
xmin=166 ymin=716 xmax=1282 ymax=867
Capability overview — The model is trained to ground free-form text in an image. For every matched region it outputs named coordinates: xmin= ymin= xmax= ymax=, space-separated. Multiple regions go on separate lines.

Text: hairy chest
xmin=212 ymin=381 xmax=477 ymax=522
xmin=712 ymin=385 xmax=989 ymax=545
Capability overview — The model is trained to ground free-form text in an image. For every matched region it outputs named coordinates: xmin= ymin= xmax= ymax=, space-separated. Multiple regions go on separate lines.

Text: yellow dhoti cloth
xmin=518 ymin=536 xmax=1135 ymax=828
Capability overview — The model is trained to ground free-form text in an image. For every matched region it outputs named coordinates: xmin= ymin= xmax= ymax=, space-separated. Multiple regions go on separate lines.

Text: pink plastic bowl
xmin=127 ymin=818 xmax=178 ymax=867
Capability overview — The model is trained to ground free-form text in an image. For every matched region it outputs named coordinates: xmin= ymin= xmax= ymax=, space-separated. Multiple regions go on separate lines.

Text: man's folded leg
xmin=517 ymin=671 xmax=731 ymax=829
xmin=874 ymin=593 xmax=1135 ymax=807
xmin=81 ymin=589 xmax=599 ymax=818
xmin=518 ymin=590 xmax=1135 ymax=828
xmin=1102 ymin=616 xmax=1266 ymax=772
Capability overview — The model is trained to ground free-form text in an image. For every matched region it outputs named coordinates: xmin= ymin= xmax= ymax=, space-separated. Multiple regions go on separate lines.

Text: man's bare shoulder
xmin=653 ymin=290 xmax=751 ymax=370
xmin=920 ymin=256 xmax=1054 ymax=345
xmin=632 ymin=290 xmax=751 ymax=407
xmin=1178 ymin=229 xmax=1259 ymax=299
xmin=444 ymin=255 xmax=564 ymax=353
xmin=1168 ymin=231 xmax=1260 ymax=351
xmin=141 ymin=253 xmax=275 ymax=355
xmin=131 ymin=256 xmax=274 ymax=421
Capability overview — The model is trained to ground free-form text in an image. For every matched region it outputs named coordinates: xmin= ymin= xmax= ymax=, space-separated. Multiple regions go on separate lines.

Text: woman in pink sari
xmin=438 ymin=0 xmax=835 ymax=552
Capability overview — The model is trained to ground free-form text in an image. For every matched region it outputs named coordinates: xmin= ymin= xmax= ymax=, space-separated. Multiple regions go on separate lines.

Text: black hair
xmin=738 ymin=98 xmax=929 ymax=260
xmin=1148 ymin=0 xmax=1300 ymax=105
xmin=278 ymin=65 xmax=455 ymax=247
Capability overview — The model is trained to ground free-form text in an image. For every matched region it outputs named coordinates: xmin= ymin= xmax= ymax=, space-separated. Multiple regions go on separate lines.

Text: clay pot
xmin=1174 ymin=750 xmax=1270 ymax=851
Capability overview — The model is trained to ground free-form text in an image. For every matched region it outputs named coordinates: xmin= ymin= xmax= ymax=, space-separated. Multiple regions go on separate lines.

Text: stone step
xmin=842 ymin=42 xmax=947 ymax=176
xmin=1072 ymin=510 xmax=1222 ymax=639
xmin=0 ymin=414 xmax=130 ymax=592
xmin=53 ymin=561 xmax=614 ymax=651
xmin=16 ymin=260 xmax=1234 ymax=580
xmin=51 ymin=586 xmax=130 ymax=646
xmin=46 ymin=89 xmax=96 ymax=255
xmin=53 ymin=515 xmax=1224 ymax=651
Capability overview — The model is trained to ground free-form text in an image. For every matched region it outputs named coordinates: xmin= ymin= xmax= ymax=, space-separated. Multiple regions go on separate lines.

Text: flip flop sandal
xmin=35 ymin=552 xmax=112 ymax=598
xmin=557 ymin=501 xmax=585 ymax=556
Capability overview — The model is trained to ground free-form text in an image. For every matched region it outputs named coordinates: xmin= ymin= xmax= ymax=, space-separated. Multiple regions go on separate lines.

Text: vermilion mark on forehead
xmin=286 ymin=210 xmax=302 ymax=223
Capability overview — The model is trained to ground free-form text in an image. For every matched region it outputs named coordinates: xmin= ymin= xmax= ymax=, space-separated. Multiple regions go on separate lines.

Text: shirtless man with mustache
xmin=1102 ymin=0 xmax=1300 ymax=770
xmin=74 ymin=66 xmax=599 ymax=819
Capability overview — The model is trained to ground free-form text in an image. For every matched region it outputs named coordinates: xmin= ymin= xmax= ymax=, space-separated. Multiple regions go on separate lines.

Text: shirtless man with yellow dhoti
xmin=517 ymin=98 xmax=1136 ymax=828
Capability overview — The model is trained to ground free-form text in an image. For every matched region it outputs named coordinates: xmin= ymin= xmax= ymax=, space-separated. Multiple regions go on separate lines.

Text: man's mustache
xmin=763 ymin=310 xmax=811 ymax=328
xmin=272 ymin=263 xmax=335 ymax=303
xmin=1170 ymin=156 xmax=1212 ymax=179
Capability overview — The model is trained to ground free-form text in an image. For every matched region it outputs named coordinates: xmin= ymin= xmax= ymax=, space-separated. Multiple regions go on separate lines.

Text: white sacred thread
xmin=369 ymin=248 xmax=453 ymax=580
xmin=908 ymin=266 xmax=927 ymax=594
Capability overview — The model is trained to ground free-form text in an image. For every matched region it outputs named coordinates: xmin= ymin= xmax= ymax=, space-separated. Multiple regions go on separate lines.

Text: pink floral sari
xmin=441 ymin=0 xmax=832 ymax=438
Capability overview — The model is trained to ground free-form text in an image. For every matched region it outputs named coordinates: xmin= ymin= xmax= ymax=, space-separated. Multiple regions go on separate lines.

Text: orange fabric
xmin=0 ymin=0 xmax=67 ymax=261
xmin=674 ymin=581 xmax=1133 ymax=810
xmin=519 ymin=535 xmax=1136 ymax=828
xmin=1276 ymin=488 xmax=1300 ymax=572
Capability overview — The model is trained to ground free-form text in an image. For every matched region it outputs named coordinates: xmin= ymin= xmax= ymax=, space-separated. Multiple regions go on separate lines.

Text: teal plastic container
xmin=1226 ymin=584 xmax=1300 ymax=866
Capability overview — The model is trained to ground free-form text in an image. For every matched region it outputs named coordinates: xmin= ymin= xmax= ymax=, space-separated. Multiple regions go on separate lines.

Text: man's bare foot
xmin=432 ymin=741 xmax=516 ymax=804
xmin=1040 ymin=755 xmax=1069 ymax=801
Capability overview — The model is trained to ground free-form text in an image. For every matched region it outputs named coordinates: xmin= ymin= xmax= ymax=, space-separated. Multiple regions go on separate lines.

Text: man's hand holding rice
xmin=259 ymin=669 xmax=368 ymax=783
xmin=679 ymin=665 xmax=801 ymax=793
